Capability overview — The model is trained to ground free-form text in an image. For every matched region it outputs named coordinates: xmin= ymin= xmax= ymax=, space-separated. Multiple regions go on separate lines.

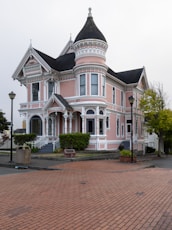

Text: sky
xmin=1 ymin=0 xmax=172 ymax=129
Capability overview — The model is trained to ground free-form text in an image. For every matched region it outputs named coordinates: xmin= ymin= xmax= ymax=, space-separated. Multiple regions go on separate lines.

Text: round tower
xmin=73 ymin=8 xmax=108 ymax=66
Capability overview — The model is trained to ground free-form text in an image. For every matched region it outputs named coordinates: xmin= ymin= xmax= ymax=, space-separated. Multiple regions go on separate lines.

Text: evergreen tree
xmin=0 ymin=111 xmax=9 ymax=132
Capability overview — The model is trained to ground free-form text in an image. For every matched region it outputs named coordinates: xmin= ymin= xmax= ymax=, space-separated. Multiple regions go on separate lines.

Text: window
xmin=32 ymin=82 xmax=39 ymax=101
xmin=135 ymin=119 xmax=138 ymax=134
xmin=80 ymin=74 xmax=86 ymax=96
xmin=86 ymin=119 xmax=95 ymax=134
xmin=87 ymin=109 xmax=94 ymax=114
xmin=121 ymin=124 xmax=124 ymax=136
xmin=48 ymin=81 xmax=54 ymax=98
xmin=99 ymin=119 xmax=103 ymax=135
xmin=102 ymin=76 xmax=105 ymax=96
xmin=112 ymin=87 xmax=115 ymax=104
xmin=48 ymin=118 xmax=52 ymax=135
xmin=116 ymin=118 xmax=120 ymax=136
xmin=91 ymin=74 xmax=98 ymax=95
xmin=121 ymin=91 xmax=124 ymax=106
xmin=99 ymin=110 xmax=103 ymax=115
xmin=30 ymin=115 xmax=42 ymax=135
xmin=106 ymin=117 xmax=109 ymax=129
xmin=127 ymin=124 xmax=131 ymax=133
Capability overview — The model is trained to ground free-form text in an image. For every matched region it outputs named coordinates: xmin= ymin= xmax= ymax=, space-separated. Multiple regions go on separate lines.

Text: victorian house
xmin=12 ymin=8 xmax=149 ymax=151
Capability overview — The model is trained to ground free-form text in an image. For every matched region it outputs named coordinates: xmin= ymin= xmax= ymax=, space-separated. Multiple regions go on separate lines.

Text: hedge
xmin=59 ymin=133 xmax=90 ymax=150
xmin=13 ymin=133 xmax=37 ymax=146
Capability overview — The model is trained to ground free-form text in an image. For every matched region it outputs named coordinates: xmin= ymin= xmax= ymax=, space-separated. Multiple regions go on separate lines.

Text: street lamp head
xmin=128 ymin=95 xmax=135 ymax=105
xmin=9 ymin=91 xmax=16 ymax=100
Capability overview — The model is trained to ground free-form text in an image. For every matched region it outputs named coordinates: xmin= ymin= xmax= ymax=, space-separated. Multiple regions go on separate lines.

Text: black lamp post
xmin=128 ymin=95 xmax=135 ymax=163
xmin=9 ymin=91 xmax=16 ymax=163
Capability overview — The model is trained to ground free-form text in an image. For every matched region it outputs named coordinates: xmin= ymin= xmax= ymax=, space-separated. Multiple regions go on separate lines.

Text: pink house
xmin=12 ymin=8 xmax=149 ymax=151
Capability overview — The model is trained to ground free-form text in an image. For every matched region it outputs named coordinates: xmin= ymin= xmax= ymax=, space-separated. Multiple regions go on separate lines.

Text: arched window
xmin=87 ymin=109 xmax=95 ymax=114
xmin=30 ymin=115 xmax=42 ymax=135
xmin=86 ymin=109 xmax=95 ymax=134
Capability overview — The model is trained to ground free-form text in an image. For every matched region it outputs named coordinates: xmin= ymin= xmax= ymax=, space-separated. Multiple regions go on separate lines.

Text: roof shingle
xmin=74 ymin=8 xmax=106 ymax=43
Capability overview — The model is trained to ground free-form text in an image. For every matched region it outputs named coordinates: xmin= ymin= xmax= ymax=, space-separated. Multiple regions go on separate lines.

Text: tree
xmin=139 ymin=84 xmax=172 ymax=156
xmin=0 ymin=111 xmax=9 ymax=133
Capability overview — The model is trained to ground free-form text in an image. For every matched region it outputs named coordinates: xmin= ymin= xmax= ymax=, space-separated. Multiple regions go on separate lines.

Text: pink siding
xmin=76 ymin=56 xmax=105 ymax=65
xmin=60 ymin=80 xmax=75 ymax=97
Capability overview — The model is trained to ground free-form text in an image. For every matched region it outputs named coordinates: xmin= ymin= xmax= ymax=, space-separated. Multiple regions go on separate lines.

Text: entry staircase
xmin=34 ymin=136 xmax=60 ymax=153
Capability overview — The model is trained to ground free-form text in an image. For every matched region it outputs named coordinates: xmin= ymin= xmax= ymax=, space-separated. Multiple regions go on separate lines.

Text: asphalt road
xmin=0 ymin=166 xmax=33 ymax=175
xmin=151 ymin=155 xmax=172 ymax=169
xmin=0 ymin=155 xmax=172 ymax=176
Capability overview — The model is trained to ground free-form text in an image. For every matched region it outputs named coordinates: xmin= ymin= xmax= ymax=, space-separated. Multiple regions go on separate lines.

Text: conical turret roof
xmin=74 ymin=8 xmax=106 ymax=43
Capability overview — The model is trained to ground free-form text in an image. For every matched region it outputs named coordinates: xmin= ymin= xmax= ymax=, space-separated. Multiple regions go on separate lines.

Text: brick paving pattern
xmin=0 ymin=160 xmax=172 ymax=229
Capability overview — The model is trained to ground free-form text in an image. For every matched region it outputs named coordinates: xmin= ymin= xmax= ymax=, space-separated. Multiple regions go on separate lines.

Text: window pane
xmin=116 ymin=118 xmax=119 ymax=136
xmin=113 ymin=87 xmax=115 ymax=104
xmin=87 ymin=109 xmax=94 ymax=114
xmin=106 ymin=117 xmax=109 ymax=128
xmin=121 ymin=91 xmax=123 ymax=106
xmin=48 ymin=81 xmax=54 ymax=98
xmin=91 ymin=74 xmax=98 ymax=95
xmin=102 ymin=76 xmax=105 ymax=96
xmin=32 ymin=83 xmax=39 ymax=101
xmin=99 ymin=119 xmax=103 ymax=134
xmin=86 ymin=119 xmax=95 ymax=134
xmin=80 ymin=75 xmax=85 ymax=96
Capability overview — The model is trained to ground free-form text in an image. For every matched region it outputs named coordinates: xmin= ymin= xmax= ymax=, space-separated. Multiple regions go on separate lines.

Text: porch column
xmin=96 ymin=106 xmax=99 ymax=135
xmin=42 ymin=117 xmax=46 ymax=136
xmin=45 ymin=117 xmax=48 ymax=136
xmin=69 ymin=112 xmax=73 ymax=133
xmin=26 ymin=115 xmax=29 ymax=134
xmin=63 ymin=112 xmax=68 ymax=134
xmin=81 ymin=107 xmax=85 ymax=133
xmin=52 ymin=116 xmax=55 ymax=136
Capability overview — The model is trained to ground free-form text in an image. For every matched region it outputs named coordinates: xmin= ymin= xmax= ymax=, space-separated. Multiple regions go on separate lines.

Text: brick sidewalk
xmin=0 ymin=160 xmax=172 ymax=230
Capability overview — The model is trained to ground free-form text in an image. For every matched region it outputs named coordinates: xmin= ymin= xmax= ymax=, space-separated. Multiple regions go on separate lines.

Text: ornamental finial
xmin=88 ymin=8 xmax=92 ymax=17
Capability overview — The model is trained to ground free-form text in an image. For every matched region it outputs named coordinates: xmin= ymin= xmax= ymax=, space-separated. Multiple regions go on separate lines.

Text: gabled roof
xmin=74 ymin=8 xmax=106 ymax=43
xmin=12 ymin=46 xmax=52 ymax=80
xmin=108 ymin=67 xmax=144 ymax=84
xmin=44 ymin=94 xmax=73 ymax=111
xmin=34 ymin=49 xmax=75 ymax=71
xmin=54 ymin=94 xmax=73 ymax=111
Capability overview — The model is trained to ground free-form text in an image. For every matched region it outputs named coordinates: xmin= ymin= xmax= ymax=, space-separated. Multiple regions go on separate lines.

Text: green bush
xmin=14 ymin=133 xmax=37 ymax=146
xmin=59 ymin=133 xmax=90 ymax=150
xmin=120 ymin=149 xmax=131 ymax=156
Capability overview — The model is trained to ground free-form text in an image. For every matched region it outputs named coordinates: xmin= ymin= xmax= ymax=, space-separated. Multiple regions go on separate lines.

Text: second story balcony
xmin=19 ymin=101 xmax=47 ymax=111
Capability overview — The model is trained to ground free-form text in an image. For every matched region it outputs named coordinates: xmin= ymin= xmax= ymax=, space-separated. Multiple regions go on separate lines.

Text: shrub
xmin=59 ymin=133 xmax=90 ymax=150
xmin=14 ymin=133 xmax=37 ymax=146
xmin=120 ymin=149 xmax=132 ymax=157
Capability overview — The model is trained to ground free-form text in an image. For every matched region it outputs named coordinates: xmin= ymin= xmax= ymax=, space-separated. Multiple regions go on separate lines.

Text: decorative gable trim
xmin=12 ymin=46 xmax=52 ymax=80
xmin=44 ymin=94 xmax=73 ymax=112
xmin=137 ymin=66 xmax=149 ymax=91
xmin=59 ymin=38 xmax=74 ymax=56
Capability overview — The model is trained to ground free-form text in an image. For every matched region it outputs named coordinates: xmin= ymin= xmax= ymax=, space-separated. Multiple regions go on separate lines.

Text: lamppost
xmin=8 ymin=91 xmax=16 ymax=163
xmin=128 ymin=95 xmax=135 ymax=163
